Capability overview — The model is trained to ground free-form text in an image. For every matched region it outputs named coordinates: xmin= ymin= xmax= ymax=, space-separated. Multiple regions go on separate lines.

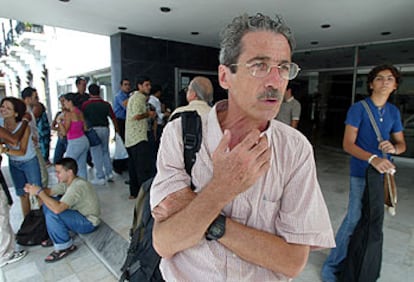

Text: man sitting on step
xmin=24 ymin=157 xmax=100 ymax=263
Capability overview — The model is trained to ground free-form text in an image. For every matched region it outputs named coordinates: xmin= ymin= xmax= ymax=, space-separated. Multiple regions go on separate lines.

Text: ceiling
xmin=1 ymin=0 xmax=414 ymax=70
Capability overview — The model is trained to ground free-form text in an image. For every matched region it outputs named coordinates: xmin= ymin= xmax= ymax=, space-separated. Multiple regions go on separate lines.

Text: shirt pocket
xmin=257 ymin=198 xmax=280 ymax=234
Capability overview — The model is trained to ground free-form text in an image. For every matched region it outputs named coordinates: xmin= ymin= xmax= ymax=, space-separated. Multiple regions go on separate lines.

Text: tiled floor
xmin=1 ymin=145 xmax=414 ymax=281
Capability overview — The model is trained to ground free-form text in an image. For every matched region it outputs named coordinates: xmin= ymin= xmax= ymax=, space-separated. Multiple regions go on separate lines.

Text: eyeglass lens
xmin=249 ymin=62 xmax=299 ymax=80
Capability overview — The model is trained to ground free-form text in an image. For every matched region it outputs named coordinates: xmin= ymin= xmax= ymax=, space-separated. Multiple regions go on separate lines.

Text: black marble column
xmin=109 ymin=32 xmax=220 ymax=108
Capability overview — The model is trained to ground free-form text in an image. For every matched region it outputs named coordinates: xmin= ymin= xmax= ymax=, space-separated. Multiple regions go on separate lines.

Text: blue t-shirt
xmin=345 ymin=98 xmax=403 ymax=177
xmin=113 ymin=90 xmax=129 ymax=120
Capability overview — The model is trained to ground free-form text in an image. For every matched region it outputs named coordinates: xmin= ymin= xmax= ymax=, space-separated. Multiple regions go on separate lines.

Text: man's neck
xmin=370 ymin=92 xmax=389 ymax=107
xmin=65 ymin=176 xmax=76 ymax=186
xmin=217 ymin=101 xmax=269 ymax=150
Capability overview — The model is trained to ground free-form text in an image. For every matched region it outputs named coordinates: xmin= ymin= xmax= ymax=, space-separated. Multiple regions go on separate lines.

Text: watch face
xmin=206 ymin=214 xmax=225 ymax=240
xmin=211 ymin=225 xmax=223 ymax=236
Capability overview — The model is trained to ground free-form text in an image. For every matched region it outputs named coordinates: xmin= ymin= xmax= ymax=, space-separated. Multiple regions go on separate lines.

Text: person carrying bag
xmin=322 ymin=64 xmax=406 ymax=282
xmin=361 ymin=100 xmax=398 ymax=216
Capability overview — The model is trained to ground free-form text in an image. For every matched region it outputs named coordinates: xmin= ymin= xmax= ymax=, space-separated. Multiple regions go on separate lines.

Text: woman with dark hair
xmin=0 ymin=97 xmax=42 ymax=217
xmin=58 ymin=93 xmax=89 ymax=179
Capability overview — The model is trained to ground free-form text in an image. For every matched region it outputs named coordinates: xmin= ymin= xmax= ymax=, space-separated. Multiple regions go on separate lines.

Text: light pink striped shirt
xmin=151 ymin=100 xmax=335 ymax=281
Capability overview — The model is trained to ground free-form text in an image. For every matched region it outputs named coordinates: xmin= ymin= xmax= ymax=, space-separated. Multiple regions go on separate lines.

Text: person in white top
xmin=169 ymin=76 xmax=214 ymax=119
xmin=21 ymin=87 xmax=49 ymax=188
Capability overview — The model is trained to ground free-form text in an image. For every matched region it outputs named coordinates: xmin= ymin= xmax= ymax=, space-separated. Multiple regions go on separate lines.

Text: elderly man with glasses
xmin=150 ymin=13 xmax=335 ymax=281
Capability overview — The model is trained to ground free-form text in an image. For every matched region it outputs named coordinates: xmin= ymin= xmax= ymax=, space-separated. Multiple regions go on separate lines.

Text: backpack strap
xmin=171 ymin=111 xmax=202 ymax=190
xmin=181 ymin=111 xmax=202 ymax=178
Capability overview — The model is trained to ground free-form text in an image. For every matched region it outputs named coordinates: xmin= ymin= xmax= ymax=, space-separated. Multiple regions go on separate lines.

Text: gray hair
xmin=190 ymin=77 xmax=214 ymax=104
xmin=219 ymin=13 xmax=295 ymax=69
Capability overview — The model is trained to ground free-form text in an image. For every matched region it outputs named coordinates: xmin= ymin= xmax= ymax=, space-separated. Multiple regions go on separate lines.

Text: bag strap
xmin=361 ymin=100 xmax=386 ymax=158
xmin=181 ymin=111 xmax=202 ymax=180
xmin=171 ymin=111 xmax=202 ymax=191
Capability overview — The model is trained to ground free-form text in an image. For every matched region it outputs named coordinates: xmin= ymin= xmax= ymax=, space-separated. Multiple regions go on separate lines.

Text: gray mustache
xmin=256 ymin=89 xmax=283 ymax=100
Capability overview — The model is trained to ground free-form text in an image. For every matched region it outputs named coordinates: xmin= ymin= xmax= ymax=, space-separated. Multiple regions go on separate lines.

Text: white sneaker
xmin=91 ymin=178 xmax=106 ymax=186
xmin=0 ymin=250 xmax=27 ymax=267
xmin=107 ymin=174 xmax=114 ymax=182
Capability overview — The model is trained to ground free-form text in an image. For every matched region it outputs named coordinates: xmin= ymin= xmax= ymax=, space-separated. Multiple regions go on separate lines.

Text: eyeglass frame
xmin=229 ymin=61 xmax=301 ymax=80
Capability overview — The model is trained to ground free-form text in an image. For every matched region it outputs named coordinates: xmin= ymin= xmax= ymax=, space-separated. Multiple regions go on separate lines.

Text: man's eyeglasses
xmin=230 ymin=61 xmax=300 ymax=80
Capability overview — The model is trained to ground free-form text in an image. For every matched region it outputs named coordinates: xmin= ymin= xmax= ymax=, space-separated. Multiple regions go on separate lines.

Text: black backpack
xmin=119 ymin=111 xmax=202 ymax=282
xmin=16 ymin=208 xmax=50 ymax=246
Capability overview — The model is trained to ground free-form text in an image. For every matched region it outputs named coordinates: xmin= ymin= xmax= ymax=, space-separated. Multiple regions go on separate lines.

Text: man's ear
xmin=218 ymin=65 xmax=229 ymax=90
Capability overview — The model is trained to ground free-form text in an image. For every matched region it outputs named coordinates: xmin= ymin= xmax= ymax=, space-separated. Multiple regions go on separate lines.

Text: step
xmin=79 ymin=221 xmax=129 ymax=279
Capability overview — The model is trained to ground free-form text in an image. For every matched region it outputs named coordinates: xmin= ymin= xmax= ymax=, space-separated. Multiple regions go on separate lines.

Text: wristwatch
xmin=206 ymin=214 xmax=226 ymax=241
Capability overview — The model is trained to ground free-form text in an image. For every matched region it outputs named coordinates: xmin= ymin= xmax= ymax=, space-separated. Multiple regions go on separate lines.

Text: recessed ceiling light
xmin=191 ymin=32 xmax=199 ymax=35
xmin=321 ymin=24 xmax=331 ymax=29
xmin=311 ymin=41 xmax=319 ymax=45
xmin=160 ymin=7 xmax=171 ymax=13
xmin=381 ymin=31 xmax=391 ymax=36
xmin=118 ymin=26 xmax=127 ymax=31
xmin=59 ymin=0 xmax=70 ymax=2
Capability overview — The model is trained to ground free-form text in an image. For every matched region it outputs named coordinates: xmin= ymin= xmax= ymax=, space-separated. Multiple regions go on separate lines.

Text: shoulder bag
xmin=85 ymin=127 xmax=102 ymax=147
xmin=361 ymin=100 xmax=397 ymax=215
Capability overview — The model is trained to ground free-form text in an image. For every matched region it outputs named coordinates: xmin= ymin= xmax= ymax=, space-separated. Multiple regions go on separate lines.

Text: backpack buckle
xmin=184 ymin=134 xmax=197 ymax=150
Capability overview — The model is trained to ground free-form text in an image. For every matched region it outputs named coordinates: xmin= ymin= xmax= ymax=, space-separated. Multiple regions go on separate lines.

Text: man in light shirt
xmin=24 ymin=157 xmax=100 ymax=263
xmin=150 ymin=13 xmax=335 ymax=281
xmin=125 ymin=76 xmax=156 ymax=199
xmin=169 ymin=76 xmax=214 ymax=119
xmin=276 ymin=82 xmax=301 ymax=128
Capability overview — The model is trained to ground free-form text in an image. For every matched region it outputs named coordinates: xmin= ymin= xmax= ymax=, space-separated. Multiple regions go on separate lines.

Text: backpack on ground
xmin=119 ymin=111 xmax=202 ymax=282
xmin=16 ymin=208 xmax=49 ymax=246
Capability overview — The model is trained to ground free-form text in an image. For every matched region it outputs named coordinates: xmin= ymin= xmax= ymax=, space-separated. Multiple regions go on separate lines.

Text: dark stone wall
xmin=110 ymin=33 xmax=122 ymax=98
xmin=111 ymin=32 xmax=219 ymax=108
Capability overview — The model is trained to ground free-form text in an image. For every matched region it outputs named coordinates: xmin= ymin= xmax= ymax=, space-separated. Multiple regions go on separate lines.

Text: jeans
xmin=8 ymin=156 xmax=42 ymax=196
xmin=43 ymin=204 xmax=96 ymax=251
xmin=65 ymin=135 xmax=89 ymax=180
xmin=53 ymin=137 xmax=67 ymax=164
xmin=321 ymin=176 xmax=365 ymax=282
xmin=90 ymin=127 xmax=112 ymax=180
